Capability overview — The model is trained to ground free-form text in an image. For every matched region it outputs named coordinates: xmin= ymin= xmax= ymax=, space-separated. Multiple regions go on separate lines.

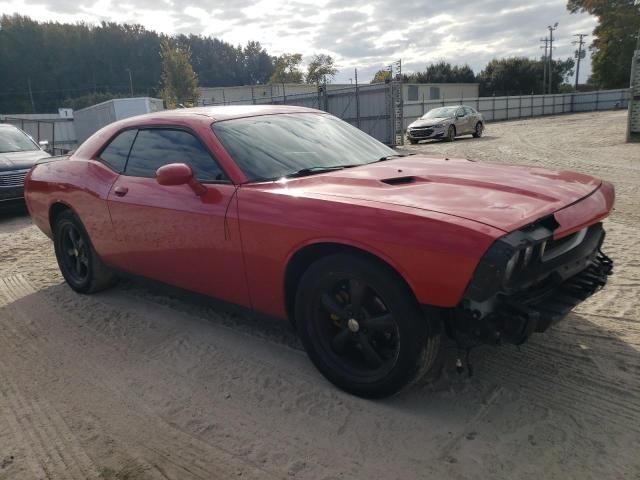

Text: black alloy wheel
xmin=53 ymin=210 xmax=117 ymax=293
xmin=295 ymin=253 xmax=442 ymax=398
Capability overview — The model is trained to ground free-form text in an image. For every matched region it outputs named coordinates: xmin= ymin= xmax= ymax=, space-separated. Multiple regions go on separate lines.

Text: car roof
xmin=128 ymin=105 xmax=324 ymax=123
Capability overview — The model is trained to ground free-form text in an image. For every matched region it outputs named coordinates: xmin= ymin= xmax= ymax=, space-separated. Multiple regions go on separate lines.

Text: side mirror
xmin=457 ymin=111 xmax=464 ymax=118
xmin=38 ymin=140 xmax=49 ymax=148
xmin=155 ymin=163 xmax=207 ymax=196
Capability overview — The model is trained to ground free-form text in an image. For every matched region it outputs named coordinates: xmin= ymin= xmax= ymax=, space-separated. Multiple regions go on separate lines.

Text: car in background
xmin=0 ymin=124 xmax=50 ymax=204
xmin=406 ymin=105 xmax=484 ymax=144
xmin=24 ymin=106 xmax=614 ymax=398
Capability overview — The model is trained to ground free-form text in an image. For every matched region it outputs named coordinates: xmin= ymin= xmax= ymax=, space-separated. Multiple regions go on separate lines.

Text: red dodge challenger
xmin=24 ymin=106 xmax=614 ymax=398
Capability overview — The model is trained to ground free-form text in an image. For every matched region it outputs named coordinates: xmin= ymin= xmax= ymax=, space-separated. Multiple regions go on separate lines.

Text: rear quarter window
xmin=98 ymin=129 xmax=137 ymax=172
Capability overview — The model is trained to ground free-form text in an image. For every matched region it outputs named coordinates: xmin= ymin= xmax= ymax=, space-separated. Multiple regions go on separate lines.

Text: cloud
xmin=0 ymin=0 xmax=597 ymax=82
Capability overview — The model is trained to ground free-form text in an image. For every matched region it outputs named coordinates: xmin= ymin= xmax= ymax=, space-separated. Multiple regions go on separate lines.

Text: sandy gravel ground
xmin=0 ymin=110 xmax=639 ymax=480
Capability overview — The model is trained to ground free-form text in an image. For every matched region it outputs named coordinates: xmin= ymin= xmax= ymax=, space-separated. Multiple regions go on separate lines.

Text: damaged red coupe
xmin=24 ymin=106 xmax=614 ymax=398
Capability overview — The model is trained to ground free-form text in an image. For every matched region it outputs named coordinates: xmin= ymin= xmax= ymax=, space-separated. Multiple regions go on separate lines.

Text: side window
xmin=456 ymin=108 xmax=465 ymax=117
xmin=125 ymin=129 xmax=226 ymax=182
xmin=98 ymin=129 xmax=137 ymax=172
xmin=464 ymin=106 xmax=474 ymax=115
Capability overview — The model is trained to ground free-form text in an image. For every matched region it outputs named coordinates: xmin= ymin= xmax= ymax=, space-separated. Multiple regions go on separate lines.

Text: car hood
xmin=275 ymin=156 xmax=602 ymax=232
xmin=409 ymin=117 xmax=452 ymax=128
xmin=0 ymin=150 xmax=50 ymax=172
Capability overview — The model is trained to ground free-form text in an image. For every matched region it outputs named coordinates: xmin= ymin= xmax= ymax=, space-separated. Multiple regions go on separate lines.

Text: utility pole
xmin=125 ymin=68 xmax=133 ymax=96
xmin=540 ymin=37 xmax=549 ymax=94
xmin=548 ymin=23 xmax=559 ymax=94
xmin=573 ymin=34 xmax=588 ymax=89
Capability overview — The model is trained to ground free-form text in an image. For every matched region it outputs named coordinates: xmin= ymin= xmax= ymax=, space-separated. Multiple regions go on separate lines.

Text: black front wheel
xmin=472 ymin=122 xmax=484 ymax=138
xmin=446 ymin=125 xmax=456 ymax=142
xmin=53 ymin=210 xmax=117 ymax=293
xmin=295 ymin=253 xmax=442 ymax=398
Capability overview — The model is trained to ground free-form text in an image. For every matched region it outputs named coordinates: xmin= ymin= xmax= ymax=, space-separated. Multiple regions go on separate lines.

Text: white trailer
xmin=74 ymin=97 xmax=164 ymax=143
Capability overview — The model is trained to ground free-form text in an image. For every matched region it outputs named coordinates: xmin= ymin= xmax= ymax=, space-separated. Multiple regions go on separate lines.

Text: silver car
xmin=406 ymin=105 xmax=484 ymax=144
xmin=0 ymin=124 xmax=50 ymax=204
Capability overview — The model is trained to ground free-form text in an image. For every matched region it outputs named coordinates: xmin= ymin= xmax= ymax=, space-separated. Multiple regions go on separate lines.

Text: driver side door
xmin=106 ymin=127 xmax=250 ymax=306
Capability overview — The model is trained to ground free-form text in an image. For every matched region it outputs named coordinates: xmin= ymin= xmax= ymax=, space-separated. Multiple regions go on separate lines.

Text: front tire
xmin=446 ymin=125 xmax=456 ymax=142
xmin=472 ymin=122 xmax=483 ymax=138
xmin=53 ymin=210 xmax=117 ymax=293
xmin=408 ymin=138 xmax=418 ymax=145
xmin=295 ymin=253 xmax=442 ymax=398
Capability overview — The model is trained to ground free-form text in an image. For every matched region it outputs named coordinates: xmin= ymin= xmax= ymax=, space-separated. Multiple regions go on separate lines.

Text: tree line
xmin=369 ymin=58 xmax=577 ymax=97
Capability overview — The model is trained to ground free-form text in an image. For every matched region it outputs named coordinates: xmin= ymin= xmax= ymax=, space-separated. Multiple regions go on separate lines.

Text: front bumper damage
xmin=450 ymin=221 xmax=613 ymax=346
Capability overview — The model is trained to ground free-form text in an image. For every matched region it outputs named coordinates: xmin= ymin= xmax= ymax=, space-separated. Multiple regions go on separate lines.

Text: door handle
xmin=113 ymin=186 xmax=129 ymax=197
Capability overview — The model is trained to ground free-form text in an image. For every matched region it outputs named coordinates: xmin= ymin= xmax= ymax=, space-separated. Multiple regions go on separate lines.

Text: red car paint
xmin=24 ymin=106 xmax=615 ymax=320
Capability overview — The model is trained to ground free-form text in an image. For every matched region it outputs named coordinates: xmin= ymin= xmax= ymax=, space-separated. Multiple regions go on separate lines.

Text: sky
xmin=0 ymin=0 xmax=598 ymax=84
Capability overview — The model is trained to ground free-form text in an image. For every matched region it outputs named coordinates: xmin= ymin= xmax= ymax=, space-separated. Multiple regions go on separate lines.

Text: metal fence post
xmin=506 ymin=95 xmax=509 ymax=120
xmin=282 ymin=83 xmax=286 ymax=105
xmin=492 ymin=94 xmax=496 ymax=121
xmin=518 ymin=96 xmax=522 ymax=119
xmin=595 ymin=90 xmax=600 ymax=111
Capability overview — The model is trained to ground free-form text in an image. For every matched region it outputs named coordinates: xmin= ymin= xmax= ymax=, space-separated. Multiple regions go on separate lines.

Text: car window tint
xmin=213 ymin=113 xmax=396 ymax=181
xmin=125 ymin=129 xmax=226 ymax=182
xmin=464 ymin=107 xmax=474 ymax=115
xmin=99 ymin=129 xmax=137 ymax=172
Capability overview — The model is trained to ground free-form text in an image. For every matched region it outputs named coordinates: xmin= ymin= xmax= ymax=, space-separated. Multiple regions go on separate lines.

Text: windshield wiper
xmin=375 ymin=153 xmax=415 ymax=162
xmin=284 ymin=165 xmax=358 ymax=178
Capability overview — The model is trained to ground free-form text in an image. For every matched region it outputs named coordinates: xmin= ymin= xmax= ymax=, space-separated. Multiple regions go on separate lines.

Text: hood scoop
xmin=381 ymin=176 xmax=422 ymax=186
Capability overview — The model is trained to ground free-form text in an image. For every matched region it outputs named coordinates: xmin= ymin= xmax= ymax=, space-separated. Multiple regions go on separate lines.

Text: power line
xmin=572 ymin=33 xmax=588 ymax=89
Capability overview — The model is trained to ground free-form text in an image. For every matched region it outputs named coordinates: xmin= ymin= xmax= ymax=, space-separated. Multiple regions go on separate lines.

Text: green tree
xmin=269 ymin=53 xmax=304 ymax=83
xmin=567 ymin=0 xmax=640 ymax=89
xmin=478 ymin=57 xmax=575 ymax=95
xmin=407 ymin=62 xmax=476 ymax=83
xmin=370 ymin=69 xmax=391 ymax=83
xmin=159 ymin=39 xmax=199 ymax=108
xmin=306 ymin=54 xmax=338 ymax=85
xmin=243 ymin=41 xmax=274 ymax=85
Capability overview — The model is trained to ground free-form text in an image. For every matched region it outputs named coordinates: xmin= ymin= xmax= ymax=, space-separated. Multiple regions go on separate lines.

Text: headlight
xmin=432 ymin=124 xmax=444 ymax=129
xmin=504 ymin=250 xmax=520 ymax=282
xmin=523 ymin=245 xmax=534 ymax=266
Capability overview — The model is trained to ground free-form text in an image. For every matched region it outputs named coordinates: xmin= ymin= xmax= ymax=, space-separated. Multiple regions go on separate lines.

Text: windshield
xmin=0 ymin=126 xmax=40 ymax=153
xmin=421 ymin=107 xmax=459 ymax=119
xmin=212 ymin=113 xmax=397 ymax=181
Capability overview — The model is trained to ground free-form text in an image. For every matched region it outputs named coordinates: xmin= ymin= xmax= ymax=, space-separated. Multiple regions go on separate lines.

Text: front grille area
xmin=0 ymin=170 xmax=29 ymax=188
xmin=409 ymin=128 xmax=434 ymax=138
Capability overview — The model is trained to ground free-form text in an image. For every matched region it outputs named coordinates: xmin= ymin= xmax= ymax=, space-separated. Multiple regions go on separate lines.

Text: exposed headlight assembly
xmin=464 ymin=217 xmax=559 ymax=301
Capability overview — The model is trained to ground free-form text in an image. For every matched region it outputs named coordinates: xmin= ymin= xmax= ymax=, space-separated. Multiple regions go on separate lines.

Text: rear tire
xmin=53 ymin=210 xmax=117 ymax=294
xmin=295 ymin=253 xmax=442 ymax=398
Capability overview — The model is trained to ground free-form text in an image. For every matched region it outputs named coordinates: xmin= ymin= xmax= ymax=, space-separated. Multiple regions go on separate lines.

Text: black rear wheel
xmin=53 ymin=210 xmax=117 ymax=293
xmin=295 ymin=253 xmax=441 ymax=398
